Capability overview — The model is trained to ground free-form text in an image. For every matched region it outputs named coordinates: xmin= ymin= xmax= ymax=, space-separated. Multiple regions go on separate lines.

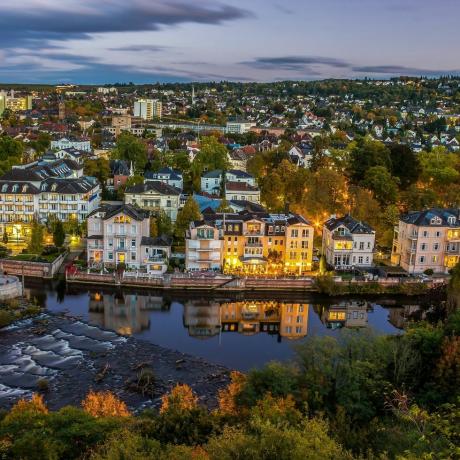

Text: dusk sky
xmin=1 ymin=0 xmax=459 ymax=84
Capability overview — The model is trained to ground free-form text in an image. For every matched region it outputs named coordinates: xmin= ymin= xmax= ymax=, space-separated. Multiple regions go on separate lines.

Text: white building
xmin=87 ymin=203 xmax=171 ymax=274
xmin=226 ymin=119 xmax=254 ymax=134
xmin=200 ymin=169 xmax=256 ymax=195
xmin=133 ymin=99 xmax=162 ymax=120
xmin=322 ymin=215 xmax=375 ymax=270
xmin=185 ymin=221 xmax=222 ymax=271
xmin=97 ymin=87 xmax=118 ymax=94
xmin=51 ymin=137 xmax=91 ymax=152
xmin=225 ymin=182 xmax=260 ymax=203
xmin=145 ymin=167 xmax=183 ymax=190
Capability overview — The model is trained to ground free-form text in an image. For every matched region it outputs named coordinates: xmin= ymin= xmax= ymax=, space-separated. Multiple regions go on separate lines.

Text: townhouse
xmin=185 ymin=209 xmax=314 ymax=274
xmin=322 ymin=215 xmax=375 ymax=270
xmin=124 ymin=181 xmax=181 ymax=222
xmin=87 ymin=203 xmax=171 ymax=274
xmin=391 ymin=208 xmax=460 ymax=274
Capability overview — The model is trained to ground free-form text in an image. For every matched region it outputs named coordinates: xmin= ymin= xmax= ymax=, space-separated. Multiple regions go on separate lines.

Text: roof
xmin=400 ymin=208 xmax=460 ymax=227
xmin=324 ymin=214 xmax=375 ymax=234
xmin=202 ymin=169 xmax=223 ymax=179
xmin=225 ymin=181 xmax=259 ymax=192
xmin=227 ymin=169 xmax=253 ymax=179
xmin=110 ymin=159 xmax=130 ymax=176
xmin=0 ymin=181 xmax=40 ymax=194
xmin=40 ymin=177 xmax=97 ymax=194
xmin=141 ymin=235 xmax=173 ymax=247
xmin=88 ymin=203 xmax=148 ymax=220
xmin=125 ymin=181 xmax=181 ymax=196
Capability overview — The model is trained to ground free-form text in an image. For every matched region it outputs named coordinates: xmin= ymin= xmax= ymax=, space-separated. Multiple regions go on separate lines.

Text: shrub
xmin=37 ymin=379 xmax=49 ymax=393
xmin=424 ymin=269 xmax=434 ymax=276
xmin=82 ymin=391 xmax=131 ymax=418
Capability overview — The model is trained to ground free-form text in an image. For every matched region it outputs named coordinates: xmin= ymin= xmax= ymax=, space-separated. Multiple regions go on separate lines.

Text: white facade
xmin=51 ymin=137 xmax=91 ymax=152
xmin=322 ymin=215 xmax=375 ymax=270
xmin=185 ymin=223 xmax=222 ymax=271
xmin=226 ymin=120 xmax=254 ymax=134
xmin=133 ymin=99 xmax=162 ymax=120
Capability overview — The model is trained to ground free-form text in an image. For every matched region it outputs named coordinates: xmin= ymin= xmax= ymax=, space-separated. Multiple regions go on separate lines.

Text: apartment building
xmin=124 ymin=181 xmax=181 ymax=222
xmin=133 ymin=99 xmax=162 ymax=120
xmin=225 ymin=118 xmax=254 ymax=134
xmin=107 ymin=160 xmax=133 ymax=191
xmin=185 ymin=209 xmax=314 ymax=274
xmin=322 ymin=215 xmax=375 ymax=270
xmin=391 ymin=208 xmax=460 ymax=274
xmin=0 ymin=158 xmax=100 ymax=240
xmin=0 ymin=91 xmax=32 ymax=114
xmin=86 ymin=203 xmax=171 ymax=274
xmin=225 ymin=182 xmax=260 ymax=203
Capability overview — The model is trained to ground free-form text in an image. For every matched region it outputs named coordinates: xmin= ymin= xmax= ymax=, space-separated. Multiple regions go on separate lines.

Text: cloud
xmin=108 ymin=45 xmax=167 ymax=52
xmin=241 ymin=56 xmax=350 ymax=72
xmin=352 ymin=65 xmax=460 ymax=76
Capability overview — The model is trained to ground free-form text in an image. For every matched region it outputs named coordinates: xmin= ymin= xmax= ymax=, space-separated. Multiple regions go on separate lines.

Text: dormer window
xmin=41 ymin=184 xmax=47 ymax=191
xmin=448 ymin=216 xmax=456 ymax=225
xmin=1 ymin=185 xmax=8 ymax=193
xmin=22 ymin=185 xmax=28 ymax=193
xmin=430 ymin=216 xmax=442 ymax=225
xmin=12 ymin=185 xmax=18 ymax=193
xmin=51 ymin=184 xmax=57 ymax=191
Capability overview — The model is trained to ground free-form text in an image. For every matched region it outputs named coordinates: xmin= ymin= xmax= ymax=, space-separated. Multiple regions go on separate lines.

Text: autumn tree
xmin=217 ymin=371 xmax=246 ymax=416
xmin=160 ymin=384 xmax=198 ymax=414
xmin=174 ymin=197 xmax=201 ymax=240
xmin=82 ymin=390 xmax=131 ymax=418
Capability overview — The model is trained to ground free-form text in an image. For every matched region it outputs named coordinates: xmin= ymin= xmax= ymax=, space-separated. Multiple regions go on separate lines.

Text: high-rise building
xmin=133 ymin=99 xmax=162 ymax=120
xmin=0 ymin=91 xmax=32 ymax=112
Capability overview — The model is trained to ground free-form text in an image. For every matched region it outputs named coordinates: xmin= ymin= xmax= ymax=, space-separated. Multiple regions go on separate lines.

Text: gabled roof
xmin=125 ymin=181 xmax=181 ymax=196
xmin=324 ymin=214 xmax=374 ymax=234
xmin=225 ymin=181 xmax=259 ymax=192
xmin=141 ymin=235 xmax=173 ymax=247
xmin=202 ymin=169 xmax=223 ymax=179
xmin=88 ymin=203 xmax=148 ymax=221
xmin=227 ymin=169 xmax=253 ymax=179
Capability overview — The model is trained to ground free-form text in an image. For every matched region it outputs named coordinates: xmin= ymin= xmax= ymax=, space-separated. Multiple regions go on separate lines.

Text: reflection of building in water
xmin=88 ymin=292 xmax=168 ymax=335
xmin=388 ymin=305 xmax=423 ymax=329
xmin=183 ymin=300 xmax=221 ymax=339
xmin=319 ymin=301 xmax=370 ymax=329
xmin=219 ymin=301 xmax=309 ymax=339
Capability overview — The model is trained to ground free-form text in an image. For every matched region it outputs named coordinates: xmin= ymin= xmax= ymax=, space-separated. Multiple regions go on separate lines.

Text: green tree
xmin=362 ymin=166 xmax=399 ymax=205
xmin=84 ymin=158 xmax=111 ymax=186
xmin=28 ymin=221 xmax=44 ymax=254
xmin=155 ymin=211 xmax=173 ymax=237
xmin=52 ymin=220 xmax=65 ymax=248
xmin=174 ymin=197 xmax=201 ymax=240
xmin=2 ymin=231 xmax=8 ymax=245
xmin=389 ymin=144 xmax=420 ymax=189
xmin=112 ymin=132 xmax=147 ymax=172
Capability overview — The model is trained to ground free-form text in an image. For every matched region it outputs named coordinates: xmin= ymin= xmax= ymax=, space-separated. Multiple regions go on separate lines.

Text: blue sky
xmin=0 ymin=0 xmax=459 ymax=84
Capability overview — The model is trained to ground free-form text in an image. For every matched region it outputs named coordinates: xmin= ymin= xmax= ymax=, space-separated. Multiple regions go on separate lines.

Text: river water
xmin=24 ymin=280 xmax=417 ymax=371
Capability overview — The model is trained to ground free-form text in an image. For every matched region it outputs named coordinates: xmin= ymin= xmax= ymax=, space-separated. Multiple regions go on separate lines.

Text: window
xmin=296 ymin=315 xmax=303 ymax=323
xmin=423 ymin=230 xmax=428 ymax=237
xmin=358 ymin=256 xmax=363 ymax=264
xmin=302 ymin=229 xmax=309 ymax=238
xmin=131 ymin=239 xmax=136 ymax=248
xmin=420 ymin=256 xmax=425 ymax=263
xmin=108 ymin=224 xmax=113 ymax=234
xmin=108 ymin=252 xmax=113 ymax=260
xmin=421 ymin=243 xmax=427 ymax=251
xmin=301 ymin=241 xmax=308 ymax=249
xmin=433 ymin=243 xmax=439 ymax=251
xmin=131 ymin=252 xmax=136 ymax=261
xmin=367 ymin=242 xmax=371 ymax=249
xmin=290 ymin=251 xmax=296 ymax=260
xmin=291 ymin=229 xmax=298 ymax=238
xmin=435 ymin=231 xmax=441 ymax=237
xmin=295 ymin=326 xmax=302 ymax=334
xmin=359 ymin=242 xmax=364 ymax=250
xmin=285 ymin=326 xmax=292 ymax=334
xmin=131 ymin=225 xmax=136 ymax=234
xmin=432 ymin=255 xmax=438 ymax=263
xmin=448 ymin=216 xmax=456 ymax=225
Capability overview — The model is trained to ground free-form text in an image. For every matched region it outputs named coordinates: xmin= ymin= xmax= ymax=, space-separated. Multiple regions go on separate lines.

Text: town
xmin=0 ymin=79 xmax=459 ymax=283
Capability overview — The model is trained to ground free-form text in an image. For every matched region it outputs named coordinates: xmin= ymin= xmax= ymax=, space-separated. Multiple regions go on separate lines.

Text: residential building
xmin=320 ymin=302 xmax=369 ymax=329
xmin=107 ymin=160 xmax=133 ymax=191
xmin=86 ymin=203 xmax=171 ymax=273
xmin=200 ymin=169 xmax=256 ymax=195
xmin=97 ymin=87 xmax=117 ymax=94
xmin=0 ymin=91 xmax=32 ymax=112
xmin=124 ymin=181 xmax=181 ymax=222
xmin=391 ymin=208 xmax=460 ymax=274
xmin=133 ymin=99 xmax=162 ymax=120
xmin=322 ymin=215 xmax=375 ymax=270
xmin=145 ymin=167 xmax=183 ymax=190
xmin=225 ymin=182 xmax=260 ymax=203
xmin=186 ymin=209 xmax=314 ymax=274
xmin=51 ymin=137 xmax=91 ymax=152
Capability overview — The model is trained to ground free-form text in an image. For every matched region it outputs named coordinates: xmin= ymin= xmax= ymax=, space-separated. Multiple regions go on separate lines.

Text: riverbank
xmin=0 ymin=313 xmax=230 ymax=412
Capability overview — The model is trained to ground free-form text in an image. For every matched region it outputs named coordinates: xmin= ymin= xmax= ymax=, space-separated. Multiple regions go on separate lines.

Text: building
xmin=124 ymin=181 xmax=181 ymax=222
xmin=0 ymin=159 xmax=100 ymax=241
xmin=51 ymin=137 xmax=91 ymax=152
xmin=86 ymin=203 xmax=171 ymax=273
xmin=225 ymin=182 xmax=260 ymax=203
xmin=226 ymin=118 xmax=254 ymax=134
xmin=185 ymin=209 xmax=314 ymax=274
xmin=391 ymin=208 xmax=460 ymax=274
xmin=97 ymin=87 xmax=117 ymax=94
xmin=320 ymin=301 xmax=369 ymax=329
xmin=0 ymin=91 xmax=32 ymax=112
xmin=133 ymin=99 xmax=162 ymax=120
xmin=145 ymin=167 xmax=183 ymax=190
xmin=322 ymin=215 xmax=375 ymax=270
xmin=200 ymin=169 xmax=256 ymax=195
xmin=107 ymin=160 xmax=133 ymax=191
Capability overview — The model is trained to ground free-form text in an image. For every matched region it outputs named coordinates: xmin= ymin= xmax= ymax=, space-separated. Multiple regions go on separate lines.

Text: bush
xmin=424 ymin=269 xmax=434 ymax=276
xmin=36 ymin=379 xmax=49 ymax=393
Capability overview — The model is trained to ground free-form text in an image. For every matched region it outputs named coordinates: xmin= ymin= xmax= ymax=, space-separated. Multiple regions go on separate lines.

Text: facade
xmin=322 ymin=215 xmax=375 ymax=270
xmin=0 ymin=91 xmax=32 ymax=113
xmin=186 ymin=210 xmax=314 ymax=274
xmin=226 ymin=119 xmax=254 ymax=134
xmin=225 ymin=182 xmax=260 ymax=203
xmin=0 ymin=159 xmax=100 ymax=241
xmin=133 ymin=99 xmax=162 ymax=120
xmin=87 ymin=203 xmax=171 ymax=273
xmin=145 ymin=167 xmax=183 ymax=190
xmin=107 ymin=160 xmax=133 ymax=191
xmin=391 ymin=208 xmax=460 ymax=274
xmin=51 ymin=137 xmax=91 ymax=152
xmin=124 ymin=181 xmax=181 ymax=222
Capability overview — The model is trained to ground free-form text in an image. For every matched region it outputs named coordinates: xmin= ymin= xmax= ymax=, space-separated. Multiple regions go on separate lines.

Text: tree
xmin=389 ymin=144 xmax=420 ymax=189
xmin=83 ymin=158 xmax=110 ymax=186
xmin=82 ymin=391 xmax=131 ymax=418
xmin=52 ymin=220 xmax=65 ymax=248
xmin=2 ymin=231 xmax=8 ymax=245
xmin=112 ymin=132 xmax=147 ymax=172
xmin=348 ymin=138 xmax=391 ymax=183
xmin=28 ymin=221 xmax=44 ymax=254
xmin=362 ymin=166 xmax=399 ymax=205
xmin=160 ymin=384 xmax=198 ymax=414
xmin=156 ymin=211 xmax=173 ymax=237
xmin=217 ymin=198 xmax=232 ymax=213
xmin=174 ymin=197 xmax=201 ymax=239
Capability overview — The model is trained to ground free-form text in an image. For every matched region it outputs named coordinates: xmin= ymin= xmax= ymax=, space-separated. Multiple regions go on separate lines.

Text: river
xmin=24 ymin=279 xmax=417 ymax=371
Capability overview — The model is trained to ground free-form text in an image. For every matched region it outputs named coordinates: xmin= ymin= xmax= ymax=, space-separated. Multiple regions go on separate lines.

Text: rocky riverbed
xmin=0 ymin=313 xmax=231 ymax=412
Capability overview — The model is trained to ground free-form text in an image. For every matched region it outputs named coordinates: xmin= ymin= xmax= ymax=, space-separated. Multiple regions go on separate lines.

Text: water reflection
xmin=316 ymin=301 xmax=370 ymax=330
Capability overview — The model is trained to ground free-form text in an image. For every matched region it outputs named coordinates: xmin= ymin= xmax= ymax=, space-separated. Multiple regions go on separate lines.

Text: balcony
xmin=245 ymin=242 xmax=263 ymax=247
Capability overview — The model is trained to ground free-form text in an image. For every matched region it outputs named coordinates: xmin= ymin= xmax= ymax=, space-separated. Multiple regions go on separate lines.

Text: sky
xmin=0 ymin=0 xmax=459 ymax=84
